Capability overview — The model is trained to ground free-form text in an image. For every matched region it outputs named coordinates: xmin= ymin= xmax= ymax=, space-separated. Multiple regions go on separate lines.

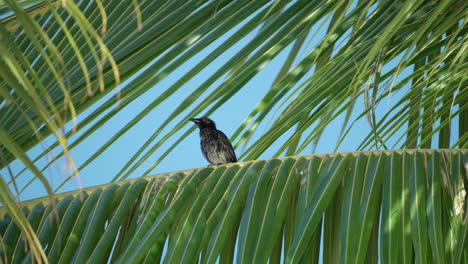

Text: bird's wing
xmin=217 ymin=130 xmax=237 ymax=162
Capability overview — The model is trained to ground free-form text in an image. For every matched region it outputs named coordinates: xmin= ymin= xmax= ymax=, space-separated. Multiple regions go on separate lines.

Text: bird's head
xmin=190 ymin=117 xmax=216 ymax=129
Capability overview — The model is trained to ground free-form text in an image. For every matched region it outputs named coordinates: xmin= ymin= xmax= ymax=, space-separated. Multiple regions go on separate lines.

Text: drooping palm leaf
xmin=0 ymin=0 xmax=465 ymax=188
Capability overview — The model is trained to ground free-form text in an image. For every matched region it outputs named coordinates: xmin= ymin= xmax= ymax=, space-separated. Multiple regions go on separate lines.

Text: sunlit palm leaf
xmin=1 ymin=150 xmax=466 ymax=263
xmin=0 ymin=0 xmax=464 ymax=189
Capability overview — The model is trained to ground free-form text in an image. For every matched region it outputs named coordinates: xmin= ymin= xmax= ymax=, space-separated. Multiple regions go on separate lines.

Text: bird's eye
xmin=202 ymin=118 xmax=207 ymax=122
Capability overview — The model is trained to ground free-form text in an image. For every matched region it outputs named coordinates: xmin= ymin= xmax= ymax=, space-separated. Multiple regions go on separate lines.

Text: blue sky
xmin=2 ymin=2 xmax=426 ymax=202
xmin=1 ymin=3 xmax=466 ymax=264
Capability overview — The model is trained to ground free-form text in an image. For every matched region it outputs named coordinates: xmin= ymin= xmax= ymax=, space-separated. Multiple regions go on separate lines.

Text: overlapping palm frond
xmin=0 ymin=0 xmax=465 ymax=185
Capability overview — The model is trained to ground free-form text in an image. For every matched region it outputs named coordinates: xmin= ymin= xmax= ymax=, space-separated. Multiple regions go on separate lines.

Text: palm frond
xmin=1 ymin=150 xmax=466 ymax=263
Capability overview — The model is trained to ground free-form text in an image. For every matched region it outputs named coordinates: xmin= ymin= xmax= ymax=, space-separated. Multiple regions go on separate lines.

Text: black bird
xmin=190 ymin=117 xmax=237 ymax=165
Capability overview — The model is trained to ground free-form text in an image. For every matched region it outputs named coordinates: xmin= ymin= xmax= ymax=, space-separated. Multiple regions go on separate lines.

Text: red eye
xmin=202 ymin=118 xmax=207 ymax=122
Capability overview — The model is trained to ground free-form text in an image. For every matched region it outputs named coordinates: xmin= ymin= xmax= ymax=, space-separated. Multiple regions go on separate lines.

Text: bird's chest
xmin=200 ymin=129 xmax=219 ymax=145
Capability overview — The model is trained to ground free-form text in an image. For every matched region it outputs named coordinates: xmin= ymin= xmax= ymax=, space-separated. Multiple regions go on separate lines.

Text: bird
xmin=189 ymin=117 xmax=237 ymax=165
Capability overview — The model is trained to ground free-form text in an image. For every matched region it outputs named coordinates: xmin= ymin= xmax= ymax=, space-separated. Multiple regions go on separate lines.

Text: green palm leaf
xmin=0 ymin=150 xmax=466 ymax=263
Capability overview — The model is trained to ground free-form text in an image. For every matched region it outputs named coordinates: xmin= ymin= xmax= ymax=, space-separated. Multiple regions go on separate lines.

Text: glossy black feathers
xmin=190 ymin=117 xmax=237 ymax=165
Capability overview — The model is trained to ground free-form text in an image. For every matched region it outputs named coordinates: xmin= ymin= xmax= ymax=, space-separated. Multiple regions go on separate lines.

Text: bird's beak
xmin=189 ymin=118 xmax=200 ymax=123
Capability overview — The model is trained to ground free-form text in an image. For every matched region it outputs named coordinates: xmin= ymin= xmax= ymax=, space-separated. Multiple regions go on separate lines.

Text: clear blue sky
xmin=3 ymin=4 xmax=416 ymax=202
